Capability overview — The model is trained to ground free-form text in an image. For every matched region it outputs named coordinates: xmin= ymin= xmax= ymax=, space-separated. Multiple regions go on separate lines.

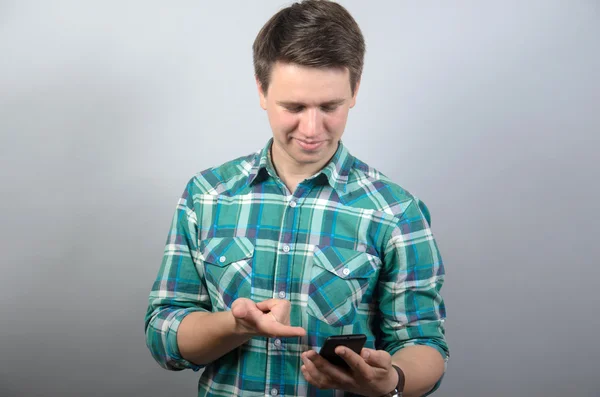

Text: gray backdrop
xmin=1 ymin=1 xmax=598 ymax=396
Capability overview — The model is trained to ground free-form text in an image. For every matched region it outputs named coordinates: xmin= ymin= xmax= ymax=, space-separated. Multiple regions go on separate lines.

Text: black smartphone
xmin=319 ymin=334 xmax=367 ymax=369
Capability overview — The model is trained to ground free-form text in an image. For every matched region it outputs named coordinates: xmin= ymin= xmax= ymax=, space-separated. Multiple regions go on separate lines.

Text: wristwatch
xmin=380 ymin=364 xmax=405 ymax=397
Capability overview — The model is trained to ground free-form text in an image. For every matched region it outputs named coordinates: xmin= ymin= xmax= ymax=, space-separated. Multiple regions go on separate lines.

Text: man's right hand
xmin=231 ymin=298 xmax=306 ymax=338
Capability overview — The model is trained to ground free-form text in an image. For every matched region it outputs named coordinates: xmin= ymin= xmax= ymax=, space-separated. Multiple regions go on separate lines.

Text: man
xmin=145 ymin=1 xmax=448 ymax=396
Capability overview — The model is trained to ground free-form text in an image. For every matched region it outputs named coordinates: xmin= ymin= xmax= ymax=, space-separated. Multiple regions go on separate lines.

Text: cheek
xmin=270 ymin=111 xmax=298 ymax=133
xmin=324 ymin=112 xmax=349 ymax=134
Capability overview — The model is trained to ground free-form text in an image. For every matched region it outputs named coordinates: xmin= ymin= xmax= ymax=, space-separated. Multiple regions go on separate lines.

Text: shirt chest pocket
xmin=200 ymin=237 xmax=254 ymax=311
xmin=307 ymin=246 xmax=381 ymax=327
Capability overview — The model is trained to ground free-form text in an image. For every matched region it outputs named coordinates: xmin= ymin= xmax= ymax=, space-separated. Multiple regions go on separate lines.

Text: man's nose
xmin=298 ymin=108 xmax=322 ymax=138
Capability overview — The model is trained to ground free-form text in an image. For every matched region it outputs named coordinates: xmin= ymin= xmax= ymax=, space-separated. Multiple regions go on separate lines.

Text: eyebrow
xmin=276 ymin=99 xmax=346 ymax=107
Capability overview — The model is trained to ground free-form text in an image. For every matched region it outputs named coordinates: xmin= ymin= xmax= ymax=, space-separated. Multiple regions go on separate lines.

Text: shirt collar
xmin=247 ymin=139 xmax=276 ymax=186
xmin=248 ymin=138 xmax=354 ymax=194
xmin=317 ymin=140 xmax=353 ymax=193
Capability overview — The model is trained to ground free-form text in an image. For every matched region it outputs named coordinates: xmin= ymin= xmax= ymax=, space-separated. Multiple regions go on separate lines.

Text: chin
xmin=296 ymin=155 xmax=322 ymax=165
xmin=286 ymin=148 xmax=316 ymax=162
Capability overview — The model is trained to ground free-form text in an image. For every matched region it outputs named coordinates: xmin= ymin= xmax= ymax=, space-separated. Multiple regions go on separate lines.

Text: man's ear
xmin=256 ymin=76 xmax=267 ymax=110
xmin=349 ymin=79 xmax=361 ymax=109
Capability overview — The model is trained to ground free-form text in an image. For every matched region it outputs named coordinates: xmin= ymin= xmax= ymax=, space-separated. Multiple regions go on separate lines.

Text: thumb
xmin=231 ymin=298 xmax=254 ymax=319
xmin=231 ymin=305 xmax=247 ymax=319
xmin=361 ymin=348 xmax=389 ymax=369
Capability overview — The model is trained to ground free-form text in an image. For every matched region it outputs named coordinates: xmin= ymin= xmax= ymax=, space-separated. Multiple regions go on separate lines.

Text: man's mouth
xmin=295 ymin=139 xmax=325 ymax=151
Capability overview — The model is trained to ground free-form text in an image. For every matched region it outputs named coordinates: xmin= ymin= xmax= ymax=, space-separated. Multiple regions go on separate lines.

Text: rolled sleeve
xmin=378 ymin=198 xmax=449 ymax=390
xmin=144 ymin=178 xmax=212 ymax=371
xmin=145 ymin=306 xmax=207 ymax=371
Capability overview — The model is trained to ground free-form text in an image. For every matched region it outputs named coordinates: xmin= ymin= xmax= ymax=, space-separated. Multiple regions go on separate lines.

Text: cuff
xmin=164 ymin=308 xmax=207 ymax=372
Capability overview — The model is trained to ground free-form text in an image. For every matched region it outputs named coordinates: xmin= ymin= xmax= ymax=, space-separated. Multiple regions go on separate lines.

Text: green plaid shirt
xmin=145 ymin=139 xmax=448 ymax=396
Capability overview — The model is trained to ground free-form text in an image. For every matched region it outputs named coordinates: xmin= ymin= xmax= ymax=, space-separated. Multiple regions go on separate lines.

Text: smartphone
xmin=319 ymin=334 xmax=367 ymax=369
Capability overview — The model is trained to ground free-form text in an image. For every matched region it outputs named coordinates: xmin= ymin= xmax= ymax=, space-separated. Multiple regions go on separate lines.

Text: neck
xmin=270 ymin=143 xmax=333 ymax=193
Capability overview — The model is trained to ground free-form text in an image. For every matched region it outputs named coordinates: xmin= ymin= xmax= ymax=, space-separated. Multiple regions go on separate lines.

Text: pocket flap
xmin=199 ymin=237 xmax=254 ymax=266
xmin=313 ymin=246 xmax=380 ymax=279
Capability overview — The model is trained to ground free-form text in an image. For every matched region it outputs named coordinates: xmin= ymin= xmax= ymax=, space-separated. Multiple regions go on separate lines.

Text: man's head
xmin=253 ymin=0 xmax=366 ymax=173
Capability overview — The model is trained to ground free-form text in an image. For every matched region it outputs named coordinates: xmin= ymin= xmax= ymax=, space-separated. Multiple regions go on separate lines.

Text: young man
xmin=145 ymin=1 xmax=448 ymax=396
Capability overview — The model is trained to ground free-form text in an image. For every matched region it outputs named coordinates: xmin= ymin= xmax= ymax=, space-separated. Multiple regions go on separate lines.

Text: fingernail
xmin=362 ymin=350 xmax=370 ymax=359
xmin=338 ymin=347 xmax=345 ymax=356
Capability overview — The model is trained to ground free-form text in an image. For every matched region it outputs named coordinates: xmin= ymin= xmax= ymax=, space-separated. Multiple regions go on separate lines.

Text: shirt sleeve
xmin=377 ymin=197 xmax=449 ymax=395
xmin=144 ymin=178 xmax=211 ymax=371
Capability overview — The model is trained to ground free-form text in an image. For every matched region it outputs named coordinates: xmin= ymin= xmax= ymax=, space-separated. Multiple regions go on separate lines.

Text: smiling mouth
xmin=295 ymin=139 xmax=325 ymax=151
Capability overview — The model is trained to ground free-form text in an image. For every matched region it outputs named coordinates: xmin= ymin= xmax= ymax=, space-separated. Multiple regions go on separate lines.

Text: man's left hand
xmin=301 ymin=347 xmax=398 ymax=397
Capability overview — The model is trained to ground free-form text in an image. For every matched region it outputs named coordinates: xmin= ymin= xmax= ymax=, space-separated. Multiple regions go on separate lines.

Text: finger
xmin=360 ymin=348 xmax=392 ymax=370
xmin=301 ymin=352 xmax=330 ymax=389
xmin=335 ymin=346 xmax=374 ymax=379
xmin=256 ymin=299 xmax=293 ymax=325
xmin=305 ymin=350 xmax=354 ymax=386
xmin=232 ymin=303 xmax=265 ymax=329
xmin=256 ymin=299 xmax=280 ymax=311
xmin=235 ymin=305 xmax=295 ymax=336
xmin=259 ymin=321 xmax=306 ymax=337
xmin=301 ymin=365 xmax=318 ymax=389
xmin=300 ymin=364 xmax=314 ymax=385
xmin=268 ymin=312 xmax=279 ymax=323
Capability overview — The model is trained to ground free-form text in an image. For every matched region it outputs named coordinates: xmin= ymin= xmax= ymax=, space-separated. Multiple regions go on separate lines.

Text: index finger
xmin=256 ymin=298 xmax=289 ymax=311
xmin=335 ymin=346 xmax=374 ymax=379
xmin=260 ymin=321 xmax=306 ymax=337
xmin=256 ymin=299 xmax=275 ymax=311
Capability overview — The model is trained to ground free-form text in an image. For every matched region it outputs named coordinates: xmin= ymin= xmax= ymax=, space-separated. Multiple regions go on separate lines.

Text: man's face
xmin=257 ymin=62 xmax=359 ymax=171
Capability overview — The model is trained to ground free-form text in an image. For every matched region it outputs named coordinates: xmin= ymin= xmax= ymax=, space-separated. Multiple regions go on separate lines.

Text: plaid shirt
xmin=145 ymin=139 xmax=448 ymax=396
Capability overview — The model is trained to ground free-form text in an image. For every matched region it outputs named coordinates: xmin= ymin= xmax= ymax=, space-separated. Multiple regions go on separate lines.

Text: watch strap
xmin=380 ymin=364 xmax=405 ymax=397
xmin=391 ymin=364 xmax=405 ymax=395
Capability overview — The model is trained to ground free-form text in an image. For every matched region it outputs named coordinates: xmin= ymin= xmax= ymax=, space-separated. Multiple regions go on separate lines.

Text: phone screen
xmin=318 ymin=334 xmax=367 ymax=369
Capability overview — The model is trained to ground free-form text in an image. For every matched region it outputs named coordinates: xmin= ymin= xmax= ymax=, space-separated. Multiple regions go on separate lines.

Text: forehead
xmin=268 ymin=62 xmax=352 ymax=102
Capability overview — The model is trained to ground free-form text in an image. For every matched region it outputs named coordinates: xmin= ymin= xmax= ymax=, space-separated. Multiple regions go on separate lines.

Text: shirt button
xmin=282 ymin=245 xmax=290 ymax=253
xmin=342 ymin=268 xmax=350 ymax=276
xmin=270 ymin=388 xmax=278 ymax=396
xmin=219 ymin=256 xmax=226 ymax=263
xmin=274 ymin=339 xmax=282 ymax=347
xmin=289 ymin=200 xmax=297 ymax=208
xmin=278 ymin=291 xmax=286 ymax=299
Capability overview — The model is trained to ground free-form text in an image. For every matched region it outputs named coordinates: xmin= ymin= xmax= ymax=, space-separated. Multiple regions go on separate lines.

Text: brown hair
xmin=253 ymin=0 xmax=366 ymax=96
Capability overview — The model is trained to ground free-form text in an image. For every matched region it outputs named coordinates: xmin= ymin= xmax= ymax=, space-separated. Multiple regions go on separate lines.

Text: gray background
xmin=1 ymin=1 xmax=598 ymax=396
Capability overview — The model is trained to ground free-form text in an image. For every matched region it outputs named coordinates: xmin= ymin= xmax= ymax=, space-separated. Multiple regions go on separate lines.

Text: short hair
xmin=253 ymin=0 xmax=366 ymax=96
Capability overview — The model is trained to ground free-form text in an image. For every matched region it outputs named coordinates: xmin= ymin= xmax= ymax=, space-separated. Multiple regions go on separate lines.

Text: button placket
xmin=266 ymin=193 xmax=305 ymax=397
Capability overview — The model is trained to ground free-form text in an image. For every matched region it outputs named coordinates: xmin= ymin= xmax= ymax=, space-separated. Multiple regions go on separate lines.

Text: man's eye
xmin=320 ymin=106 xmax=337 ymax=113
xmin=287 ymin=106 xmax=304 ymax=113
